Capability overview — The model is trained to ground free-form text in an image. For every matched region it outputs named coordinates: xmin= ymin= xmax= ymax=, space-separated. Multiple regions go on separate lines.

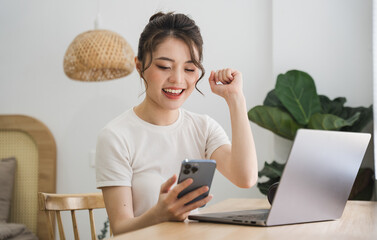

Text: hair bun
xmin=149 ymin=12 xmax=166 ymax=22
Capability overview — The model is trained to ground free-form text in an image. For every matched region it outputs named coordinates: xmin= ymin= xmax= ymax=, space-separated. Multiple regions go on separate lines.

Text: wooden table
xmin=112 ymin=198 xmax=377 ymax=240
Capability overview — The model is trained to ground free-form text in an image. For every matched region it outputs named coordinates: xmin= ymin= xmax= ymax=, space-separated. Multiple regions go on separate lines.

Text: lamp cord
xmin=94 ymin=0 xmax=101 ymax=29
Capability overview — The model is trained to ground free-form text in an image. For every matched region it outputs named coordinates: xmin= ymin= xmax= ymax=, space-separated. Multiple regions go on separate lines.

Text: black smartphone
xmin=177 ymin=159 xmax=216 ymax=207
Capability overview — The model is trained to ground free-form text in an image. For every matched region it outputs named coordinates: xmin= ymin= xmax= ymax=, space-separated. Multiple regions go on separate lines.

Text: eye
xmin=157 ymin=65 xmax=170 ymax=70
xmin=185 ymin=68 xmax=195 ymax=72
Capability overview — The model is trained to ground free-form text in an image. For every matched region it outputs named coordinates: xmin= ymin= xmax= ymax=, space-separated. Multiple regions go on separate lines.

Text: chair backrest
xmin=38 ymin=192 xmax=110 ymax=240
xmin=0 ymin=115 xmax=56 ymax=239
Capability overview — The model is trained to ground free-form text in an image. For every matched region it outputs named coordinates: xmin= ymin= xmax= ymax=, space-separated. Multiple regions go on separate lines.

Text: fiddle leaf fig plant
xmin=275 ymin=70 xmax=322 ymax=126
xmin=248 ymin=70 xmax=371 ymax=140
xmin=249 ymin=70 xmax=374 ymax=199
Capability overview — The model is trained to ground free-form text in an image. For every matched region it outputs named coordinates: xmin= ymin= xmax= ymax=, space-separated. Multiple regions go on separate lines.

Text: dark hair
xmin=137 ymin=12 xmax=205 ymax=94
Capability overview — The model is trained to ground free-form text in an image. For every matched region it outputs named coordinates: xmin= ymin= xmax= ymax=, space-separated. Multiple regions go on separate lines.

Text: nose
xmin=168 ymin=69 xmax=184 ymax=83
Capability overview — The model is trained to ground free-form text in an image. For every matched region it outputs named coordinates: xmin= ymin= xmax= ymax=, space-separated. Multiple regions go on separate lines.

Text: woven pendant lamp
xmin=63 ymin=29 xmax=135 ymax=82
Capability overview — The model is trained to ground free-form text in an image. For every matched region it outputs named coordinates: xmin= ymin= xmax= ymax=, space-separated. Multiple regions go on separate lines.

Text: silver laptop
xmin=188 ymin=129 xmax=371 ymax=226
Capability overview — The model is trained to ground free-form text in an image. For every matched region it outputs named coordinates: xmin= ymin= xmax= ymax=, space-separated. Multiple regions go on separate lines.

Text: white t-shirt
xmin=95 ymin=108 xmax=230 ymax=216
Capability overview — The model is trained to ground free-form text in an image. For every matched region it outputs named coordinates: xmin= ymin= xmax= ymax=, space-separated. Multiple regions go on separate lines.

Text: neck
xmin=134 ymin=100 xmax=180 ymax=126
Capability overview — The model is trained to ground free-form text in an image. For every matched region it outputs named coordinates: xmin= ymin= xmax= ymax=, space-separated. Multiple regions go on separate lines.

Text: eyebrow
xmin=154 ymin=57 xmax=194 ymax=64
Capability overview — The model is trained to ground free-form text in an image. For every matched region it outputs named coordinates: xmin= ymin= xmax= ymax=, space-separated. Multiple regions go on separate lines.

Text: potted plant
xmin=248 ymin=70 xmax=374 ymax=200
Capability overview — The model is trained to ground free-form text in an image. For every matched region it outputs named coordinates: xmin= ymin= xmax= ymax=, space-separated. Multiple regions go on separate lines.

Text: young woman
xmin=95 ymin=12 xmax=258 ymax=235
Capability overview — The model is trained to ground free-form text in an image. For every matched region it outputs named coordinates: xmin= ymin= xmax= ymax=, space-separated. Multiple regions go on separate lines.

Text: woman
xmin=95 ymin=12 xmax=258 ymax=235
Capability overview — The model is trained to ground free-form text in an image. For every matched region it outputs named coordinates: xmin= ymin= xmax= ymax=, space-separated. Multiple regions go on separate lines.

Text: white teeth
xmin=163 ymin=89 xmax=183 ymax=94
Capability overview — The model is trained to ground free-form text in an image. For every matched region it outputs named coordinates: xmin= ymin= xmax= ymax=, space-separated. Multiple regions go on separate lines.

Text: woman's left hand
xmin=208 ymin=68 xmax=243 ymax=100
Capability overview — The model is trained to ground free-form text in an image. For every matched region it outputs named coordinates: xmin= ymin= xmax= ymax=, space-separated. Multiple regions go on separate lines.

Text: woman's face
xmin=138 ymin=37 xmax=200 ymax=111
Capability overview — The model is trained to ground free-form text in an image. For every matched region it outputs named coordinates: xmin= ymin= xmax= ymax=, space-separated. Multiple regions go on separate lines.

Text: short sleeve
xmin=95 ymin=128 xmax=132 ymax=188
xmin=205 ymin=116 xmax=231 ymax=159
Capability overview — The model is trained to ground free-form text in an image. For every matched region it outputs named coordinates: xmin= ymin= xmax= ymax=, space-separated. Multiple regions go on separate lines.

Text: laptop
xmin=188 ymin=129 xmax=371 ymax=226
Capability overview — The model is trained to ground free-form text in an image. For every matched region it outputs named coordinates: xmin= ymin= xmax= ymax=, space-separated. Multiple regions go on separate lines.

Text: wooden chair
xmin=38 ymin=192 xmax=111 ymax=240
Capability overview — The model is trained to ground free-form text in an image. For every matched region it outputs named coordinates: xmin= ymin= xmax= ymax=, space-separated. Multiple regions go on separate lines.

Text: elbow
xmin=109 ymin=219 xmax=128 ymax=236
xmin=110 ymin=222 xmax=122 ymax=236
xmin=241 ymin=178 xmax=258 ymax=189
xmin=234 ymin=175 xmax=258 ymax=189
xmin=227 ymin=158 xmax=259 ymax=188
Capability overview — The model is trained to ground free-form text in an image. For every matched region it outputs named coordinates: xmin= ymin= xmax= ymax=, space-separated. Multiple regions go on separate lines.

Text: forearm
xmin=226 ymin=94 xmax=258 ymax=188
xmin=111 ymin=205 xmax=162 ymax=235
xmin=107 ymin=176 xmax=212 ymax=235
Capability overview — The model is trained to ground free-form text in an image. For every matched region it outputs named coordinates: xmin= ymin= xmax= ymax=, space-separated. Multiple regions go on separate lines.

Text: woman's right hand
xmin=152 ymin=174 xmax=213 ymax=222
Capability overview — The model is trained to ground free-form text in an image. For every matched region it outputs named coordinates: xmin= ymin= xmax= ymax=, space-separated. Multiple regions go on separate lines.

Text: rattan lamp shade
xmin=63 ymin=29 xmax=135 ymax=82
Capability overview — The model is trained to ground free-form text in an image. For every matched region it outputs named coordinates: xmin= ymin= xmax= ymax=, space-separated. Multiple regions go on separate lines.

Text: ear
xmin=135 ymin=57 xmax=143 ymax=78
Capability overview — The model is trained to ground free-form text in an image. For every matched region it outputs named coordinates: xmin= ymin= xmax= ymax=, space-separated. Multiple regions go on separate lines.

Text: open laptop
xmin=188 ymin=129 xmax=371 ymax=226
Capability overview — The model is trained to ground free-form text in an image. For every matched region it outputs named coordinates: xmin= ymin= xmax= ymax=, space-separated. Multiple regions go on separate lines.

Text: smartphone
xmin=177 ymin=159 xmax=216 ymax=207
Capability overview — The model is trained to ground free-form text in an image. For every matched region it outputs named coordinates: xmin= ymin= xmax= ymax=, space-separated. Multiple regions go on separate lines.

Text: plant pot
xmin=273 ymin=135 xmax=293 ymax=163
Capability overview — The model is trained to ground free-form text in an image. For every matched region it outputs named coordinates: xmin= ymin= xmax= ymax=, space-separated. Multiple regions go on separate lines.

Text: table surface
xmin=111 ymin=198 xmax=377 ymax=240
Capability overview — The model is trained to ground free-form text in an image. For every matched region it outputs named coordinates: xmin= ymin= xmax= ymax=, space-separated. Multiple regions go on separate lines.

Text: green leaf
xmin=258 ymin=161 xmax=285 ymax=179
xmin=340 ymin=105 xmax=373 ymax=132
xmin=275 ymin=70 xmax=322 ymax=125
xmin=307 ymin=112 xmax=360 ymax=130
xmin=248 ymin=106 xmax=302 ymax=140
xmin=263 ymin=89 xmax=284 ymax=108
xmin=319 ymin=95 xmax=373 ymax=132
xmin=319 ymin=95 xmax=347 ymax=116
xmin=257 ymin=161 xmax=285 ymax=196
xmin=257 ymin=178 xmax=280 ymax=196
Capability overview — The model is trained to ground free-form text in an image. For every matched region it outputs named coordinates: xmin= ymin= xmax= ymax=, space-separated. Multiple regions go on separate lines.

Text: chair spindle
xmin=56 ymin=211 xmax=66 ymax=240
xmin=71 ymin=210 xmax=80 ymax=240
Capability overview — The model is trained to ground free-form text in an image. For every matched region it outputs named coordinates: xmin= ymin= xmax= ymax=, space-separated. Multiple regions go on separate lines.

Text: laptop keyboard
xmin=226 ymin=212 xmax=269 ymax=223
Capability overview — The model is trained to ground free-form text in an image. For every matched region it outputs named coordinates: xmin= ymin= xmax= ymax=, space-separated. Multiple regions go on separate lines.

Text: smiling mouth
xmin=162 ymin=88 xmax=184 ymax=96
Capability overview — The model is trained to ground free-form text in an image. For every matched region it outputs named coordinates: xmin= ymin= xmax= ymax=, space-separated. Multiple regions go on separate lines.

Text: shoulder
xmin=181 ymin=108 xmax=212 ymax=124
xmin=97 ymin=109 xmax=136 ymax=140
xmin=181 ymin=108 xmax=220 ymax=127
xmin=105 ymin=109 xmax=135 ymax=129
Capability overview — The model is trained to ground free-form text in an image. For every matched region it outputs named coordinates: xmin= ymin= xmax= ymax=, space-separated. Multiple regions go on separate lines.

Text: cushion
xmin=0 ymin=157 xmax=17 ymax=222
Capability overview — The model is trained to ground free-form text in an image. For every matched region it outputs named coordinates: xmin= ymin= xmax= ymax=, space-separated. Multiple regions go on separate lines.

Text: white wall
xmin=0 ymin=0 xmax=272 ymax=238
xmin=273 ymin=0 xmax=372 ymax=107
